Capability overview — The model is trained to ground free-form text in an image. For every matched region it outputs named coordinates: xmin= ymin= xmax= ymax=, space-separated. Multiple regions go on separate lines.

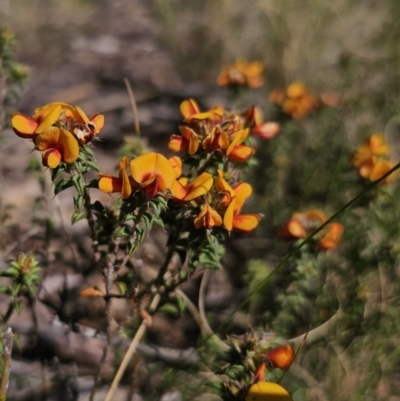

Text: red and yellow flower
xmin=130 ymin=152 xmax=177 ymax=198
xmin=225 ymin=128 xmax=255 ymax=162
xmin=352 ymin=134 xmax=397 ymax=183
xmin=194 ymin=202 xmax=223 ymax=230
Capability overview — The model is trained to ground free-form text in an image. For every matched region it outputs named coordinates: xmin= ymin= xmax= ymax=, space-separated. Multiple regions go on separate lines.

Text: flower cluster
xmin=269 ymin=81 xmax=317 ymax=119
xmin=278 ymin=209 xmax=344 ymax=250
xmin=222 ymin=331 xmax=295 ymax=401
xmin=11 ymin=102 xmax=104 ymax=168
xmin=217 ymin=59 xmax=264 ymax=88
xmin=98 ymin=99 xmax=264 ymax=233
xmin=352 ymin=134 xmax=397 ymax=183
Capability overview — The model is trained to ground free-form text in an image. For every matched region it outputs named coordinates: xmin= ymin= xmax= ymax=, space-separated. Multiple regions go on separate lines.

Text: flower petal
xmin=226 ymin=128 xmax=249 ymax=155
xmin=227 ymin=145 xmax=255 ymax=162
xmin=180 ymin=99 xmax=200 ymax=119
xmin=42 ymin=148 xmax=61 ymax=169
xmin=232 ymin=214 xmax=261 ymax=233
xmin=98 ymin=175 xmax=123 ymax=193
xmin=168 ymin=156 xmax=182 ymax=178
xmin=246 ymin=381 xmax=293 ymax=401
xmin=168 ymin=135 xmax=188 ymax=153
xmin=33 ymin=104 xmax=62 ymax=134
xmin=119 ymin=156 xmax=132 ymax=199
xmin=11 ymin=113 xmax=39 ymax=138
xmin=89 ymin=113 xmax=105 ymax=134
xmin=265 ymin=344 xmax=295 ymax=369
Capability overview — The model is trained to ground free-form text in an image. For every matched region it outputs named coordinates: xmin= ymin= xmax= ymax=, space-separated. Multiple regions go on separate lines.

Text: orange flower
xmin=279 ymin=209 xmax=344 ymax=250
xmin=264 ymin=344 xmax=295 ymax=370
xmin=194 ymin=202 xmax=222 ymax=229
xmin=98 ymin=156 xmax=133 ymax=199
xmin=217 ymin=173 xmax=260 ymax=232
xmin=35 ymin=127 xmax=79 ymax=168
xmin=226 ymin=128 xmax=255 ymax=162
xmin=130 ymin=152 xmax=176 ymax=198
xmin=270 ymin=81 xmax=316 ymax=119
xmin=202 ymin=126 xmax=230 ymax=151
xmin=168 ymin=126 xmax=199 ymax=155
xmin=217 ymin=59 xmax=264 ymax=88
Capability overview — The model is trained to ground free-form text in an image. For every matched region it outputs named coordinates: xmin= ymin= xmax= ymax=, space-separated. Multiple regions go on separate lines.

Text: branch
xmin=289 ymin=307 xmax=343 ymax=348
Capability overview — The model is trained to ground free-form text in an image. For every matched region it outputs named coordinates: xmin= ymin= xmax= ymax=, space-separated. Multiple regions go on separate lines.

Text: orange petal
xmin=180 ymin=99 xmax=200 ymax=119
xmin=216 ymin=169 xmax=234 ymax=195
xmin=171 ymin=180 xmax=188 ymax=200
xmin=42 ymin=148 xmax=61 ymax=169
xmin=265 ymin=344 xmax=295 ymax=369
xmin=35 ymin=127 xmax=79 ymax=164
xmin=233 ymin=214 xmax=261 ymax=233
xmin=168 ymin=135 xmax=188 ymax=153
xmin=286 ymin=219 xmax=307 ymax=239
xmin=184 ymin=172 xmax=213 ymax=201
xmin=98 ymin=175 xmax=123 ymax=193
xmin=11 ymin=113 xmax=39 ymax=138
xmin=90 ymin=113 xmax=105 ymax=134
xmin=227 ymin=145 xmax=255 ymax=162
xmin=130 ymin=152 xmax=176 ymax=190
xmin=194 ymin=203 xmax=222 ymax=229
xmin=80 ymin=287 xmax=105 ymax=297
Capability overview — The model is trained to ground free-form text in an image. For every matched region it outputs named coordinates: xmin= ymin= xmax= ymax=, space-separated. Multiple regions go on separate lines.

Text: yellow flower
xmin=130 ymin=152 xmax=176 ymax=198
xmin=171 ymin=172 xmax=214 ymax=201
xmin=168 ymin=126 xmax=199 ymax=155
xmin=36 ymin=127 xmax=80 ymax=168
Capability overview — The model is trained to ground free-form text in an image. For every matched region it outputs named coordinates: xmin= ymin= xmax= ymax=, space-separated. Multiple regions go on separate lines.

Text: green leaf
xmin=83 ymin=160 xmax=100 ymax=172
xmin=116 ymin=282 xmax=127 ymax=295
xmin=72 ymin=174 xmax=85 ymax=194
xmin=158 ymin=302 xmax=181 ymax=317
xmin=73 ymin=194 xmax=84 ymax=212
xmin=54 ymin=178 xmax=74 ymax=195
xmin=11 ymin=283 xmax=22 ymax=297
xmin=71 ymin=211 xmax=87 ymax=225
xmin=13 ymin=300 xmax=23 ymax=315
xmin=80 ymin=146 xmax=95 ymax=158
xmin=113 ymin=226 xmax=130 ymax=238
xmin=0 ymin=286 xmax=9 ymax=294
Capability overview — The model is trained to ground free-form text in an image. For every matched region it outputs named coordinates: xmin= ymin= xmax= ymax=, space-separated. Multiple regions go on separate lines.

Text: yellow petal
xmin=223 ymin=199 xmax=236 ymax=231
xmin=168 ymin=156 xmax=182 ymax=178
xmin=11 ymin=113 xmax=39 ymax=138
xmin=179 ymin=126 xmax=199 ymax=155
xmin=253 ymin=122 xmax=280 ymax=140
xmin=42 ymin=148 xmax=61 ymax=169
xmin=216 ymin=169 xmax=234 ymax=195
xmin=226 ymin=128 xmax=249 ymax=155
xmin=171 ymin=180 xmax=188 ymax=200
xmin=33 ymin=104 xmax=62 ymax=134
xmin=75 ymin=105 xmax=90 ymax=124
xmin=184 ymin=172 xmax=213 ymax=201
xmin=233 ymin=182 xmax=252 ymax=213
xmin=246 ymin=381 xmax=293 ymax=401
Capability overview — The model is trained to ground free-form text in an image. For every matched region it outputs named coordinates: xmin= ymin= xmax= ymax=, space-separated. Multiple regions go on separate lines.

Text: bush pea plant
xmin=3 ymin=7 xmax=400 ymax=400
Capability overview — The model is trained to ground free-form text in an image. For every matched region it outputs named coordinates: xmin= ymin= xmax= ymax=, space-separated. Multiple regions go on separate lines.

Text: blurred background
xmin=2 ymin=0 xmax=400 ymax=400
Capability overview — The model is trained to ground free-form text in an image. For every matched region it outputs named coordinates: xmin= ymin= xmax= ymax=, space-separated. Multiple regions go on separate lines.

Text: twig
xmin=104 ymin=293 xmax=160 ymax=401
xmin=198 ymin=270 xmax=214 ymax=336
xmin=123 ymin=78 xmax=140 ymax=138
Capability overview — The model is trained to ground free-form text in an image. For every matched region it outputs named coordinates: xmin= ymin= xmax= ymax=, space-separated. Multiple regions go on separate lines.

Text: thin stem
xmin=218 ymin=162 xmax=400 ymax=331
xmin=104 ymin=293 xmax=160 ymax=401
xmin=0 ymin=327 xmax=13 ymax=401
